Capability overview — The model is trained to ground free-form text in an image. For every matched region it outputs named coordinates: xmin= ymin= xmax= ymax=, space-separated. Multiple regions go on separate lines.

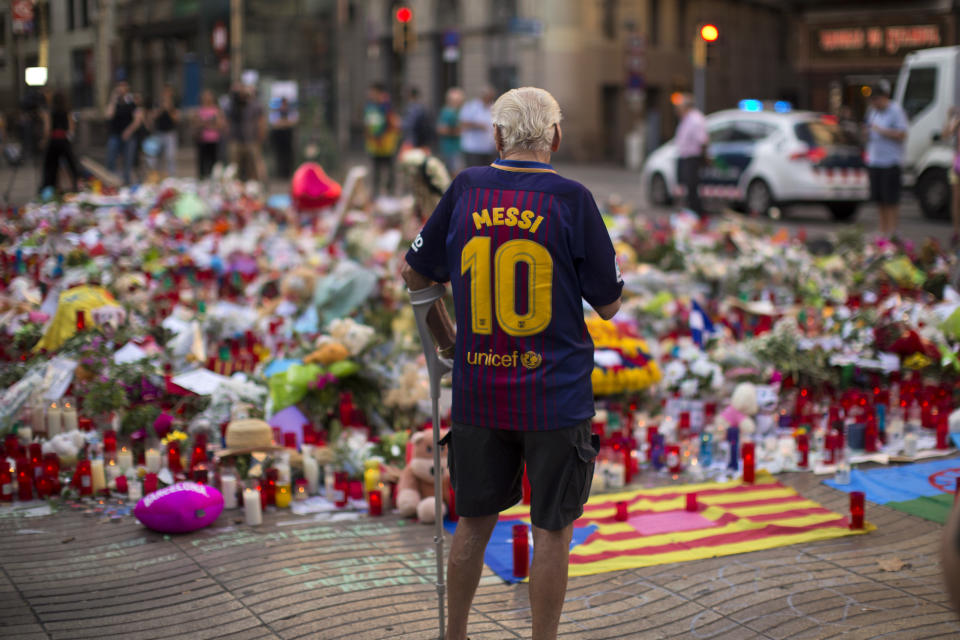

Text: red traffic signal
xmin=700 ymin=24 xmax=719 ymax=42
xmin=396 ymin=7 xmax=412 ymax=23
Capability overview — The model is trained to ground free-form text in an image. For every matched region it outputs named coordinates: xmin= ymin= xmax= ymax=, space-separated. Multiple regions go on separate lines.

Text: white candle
xmin=106 ymin=461 xmax=121 ymax=483
xmin=31 ymin=400 xmax=44 ymax=434
xmin=221 ymin=475 xmax=238 ymax=509
xmin=61 ymin=402 xmax=78 ymax=433
xmin=275 ymin=462 xmax=291 ymax=485
xmin=117 ymin=448 xmax=134 ymax=472
xmin=243 ymin=488 xmax=262 ymax=525
xmin=324 ymin=465 xmax=334 ymax=498
xmin=128 ymin=480 xmax=143 ymax=502
xmin=145 ymin=449 xmax=161 ymax=473
xmin=46 ymin=403 xmax=62 ymax=436
xmin=18 ymin=427 xmax=32 ymax=443
xmin=303 ymin=456 xmax=319 ymax=495
xmin=91 ymin=459 xmax=106 ymax=493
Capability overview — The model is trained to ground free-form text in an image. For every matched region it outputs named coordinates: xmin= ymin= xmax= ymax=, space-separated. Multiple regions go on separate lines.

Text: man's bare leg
xmin=529 ymin=523 xmax=574 ymax=640
xmin=446 ymin=514 xmax=498 ymax=640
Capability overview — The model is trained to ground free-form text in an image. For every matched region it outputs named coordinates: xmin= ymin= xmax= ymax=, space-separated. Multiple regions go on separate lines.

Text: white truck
xmin=894 ymin=46 xmax=960 ymax=219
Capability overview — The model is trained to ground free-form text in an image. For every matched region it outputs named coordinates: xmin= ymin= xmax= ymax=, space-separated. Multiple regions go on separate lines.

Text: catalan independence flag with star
xmin=447 ymin=472 xmax=874 ymax=583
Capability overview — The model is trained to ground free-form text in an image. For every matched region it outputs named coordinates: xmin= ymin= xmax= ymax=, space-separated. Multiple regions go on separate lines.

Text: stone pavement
xmin=2 ymin=466 xmax=959 ymax=640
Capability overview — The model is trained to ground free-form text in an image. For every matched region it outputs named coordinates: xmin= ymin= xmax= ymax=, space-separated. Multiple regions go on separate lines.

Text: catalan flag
xmin=448 ymin=472 xmax=874 ymax=584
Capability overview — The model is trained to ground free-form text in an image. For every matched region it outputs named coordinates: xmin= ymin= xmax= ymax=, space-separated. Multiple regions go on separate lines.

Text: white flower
xmin=680 ymin=378 xmax=699 ymax=398
xmin=664 ymin=360 xmax=688 ymax=386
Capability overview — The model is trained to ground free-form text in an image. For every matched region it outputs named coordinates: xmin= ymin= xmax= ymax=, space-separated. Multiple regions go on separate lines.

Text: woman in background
xmin=194 ymin=89 xmax=225 ymax=179
xmin=40 ymin=91 xmax=79 ymax=193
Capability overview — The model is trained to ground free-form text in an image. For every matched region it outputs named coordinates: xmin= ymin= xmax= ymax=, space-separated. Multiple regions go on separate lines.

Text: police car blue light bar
xmin=774 ymin=101 xmax=792 ymax=113
xmin=738 ymin=99 xmax=763 ymax=112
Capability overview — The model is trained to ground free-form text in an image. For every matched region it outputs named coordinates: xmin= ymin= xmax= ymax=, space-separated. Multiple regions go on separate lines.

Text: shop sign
xmin=11 ymin=0 xmax=35 ymax=36
xmin=817 ymin=24 xmax=941 ymax=56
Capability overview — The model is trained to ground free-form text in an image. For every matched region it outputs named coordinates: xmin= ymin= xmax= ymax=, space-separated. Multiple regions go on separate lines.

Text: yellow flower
xmin=161 ymin=430 xmax=189 ymax=445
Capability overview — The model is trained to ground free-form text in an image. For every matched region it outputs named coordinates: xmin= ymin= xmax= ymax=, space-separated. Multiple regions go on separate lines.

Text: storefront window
xmin=902 ymin=67 xmax=937 ymax=120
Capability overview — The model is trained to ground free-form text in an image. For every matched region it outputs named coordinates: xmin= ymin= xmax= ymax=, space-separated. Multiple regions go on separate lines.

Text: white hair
xmin=491 ymin=87 xmax=562 ymax=155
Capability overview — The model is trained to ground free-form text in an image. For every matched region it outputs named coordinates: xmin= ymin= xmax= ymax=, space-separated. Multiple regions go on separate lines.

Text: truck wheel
xmin=916 ymin=168 xmax=950 ymax=220
xmin=827 ymin=202 xmax=859 ymax=222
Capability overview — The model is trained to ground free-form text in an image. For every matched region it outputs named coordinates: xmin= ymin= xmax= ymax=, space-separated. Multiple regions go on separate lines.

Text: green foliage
xmin=120 ymin=404 xmax=161 ymax=436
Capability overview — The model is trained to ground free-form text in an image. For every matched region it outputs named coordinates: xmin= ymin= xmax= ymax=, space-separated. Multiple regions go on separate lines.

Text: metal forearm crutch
xmin=409 ymin=283 xmax=453 ymax=640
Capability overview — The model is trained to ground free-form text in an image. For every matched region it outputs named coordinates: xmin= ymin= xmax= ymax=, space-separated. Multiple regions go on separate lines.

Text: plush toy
xmin=396 ymin=429 xmax=450 ymax=523
xmin=715 ymin=382 xmax=759 ymax=470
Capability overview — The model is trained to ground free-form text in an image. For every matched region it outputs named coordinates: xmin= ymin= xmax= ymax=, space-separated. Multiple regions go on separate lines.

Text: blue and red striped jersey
xmin=405 ymin=159 xmax=623 ymax=431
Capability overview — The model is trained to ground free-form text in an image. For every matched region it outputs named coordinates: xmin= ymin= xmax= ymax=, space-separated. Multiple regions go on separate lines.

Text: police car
xmin=643 ymin=101 xmax=868 ymax=221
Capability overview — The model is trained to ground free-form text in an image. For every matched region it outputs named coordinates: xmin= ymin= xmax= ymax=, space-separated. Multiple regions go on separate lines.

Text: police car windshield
xmin=794 ymin=119 xmax=860 ymax=148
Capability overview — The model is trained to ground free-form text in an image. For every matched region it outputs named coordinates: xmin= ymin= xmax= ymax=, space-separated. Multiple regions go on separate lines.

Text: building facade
xmin=352 ymin=0 xmax=795 ymax=162
xmin=0 ymin=0 xmax=99 ymax=112
xmin=789 ymin=0 xmax=960 ymax=118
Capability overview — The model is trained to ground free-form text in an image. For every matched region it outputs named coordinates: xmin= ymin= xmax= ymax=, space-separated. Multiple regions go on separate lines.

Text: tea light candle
xmin=128 ymin=480 xmax=143 ymax=502
xmin=221 ymin=475 xmax=238 ymax=509
xmin=90 ymin=459 xmax=106 ymax=493
xmin=117 ymin=448 xmax=133 ymax=472
xmin=303 ymin=455 xmax=319 ymax=495
xmin=243 ymin=488 xmax=263 ymax=525
xmin=275 ymin=483 xmax=292 ymax=508
xmin=294 ymin=478 xmax=308 ymax=500
xmin=145 ymin=448 xmax=161 ymax=473
xmin=46 ymin=403 xmax=62 ymax=436
xmin=61 ymin=402 xmax=78 ymax=433
xmin=106 ymin=460 xmax=121 ymax=483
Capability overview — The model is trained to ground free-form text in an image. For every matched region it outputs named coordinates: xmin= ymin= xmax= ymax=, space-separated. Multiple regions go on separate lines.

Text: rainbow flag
xmin=447 ymin=472 xmax=873 ymax=584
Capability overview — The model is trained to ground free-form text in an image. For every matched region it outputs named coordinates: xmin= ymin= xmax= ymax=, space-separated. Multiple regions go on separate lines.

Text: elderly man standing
xmin=673 ymin=93 xmax=708 ymax=214
xmin=402 ymin=87 xmax=622 ymax=640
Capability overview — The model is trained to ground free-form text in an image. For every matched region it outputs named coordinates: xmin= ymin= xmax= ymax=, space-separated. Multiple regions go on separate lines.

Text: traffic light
xmin=700 ymin=24 xmax=719 ymax=43
xmin=393 ymin=5 xmax=416 ymax=53
xmin=693 ymin=24 xmax=719 ymax=68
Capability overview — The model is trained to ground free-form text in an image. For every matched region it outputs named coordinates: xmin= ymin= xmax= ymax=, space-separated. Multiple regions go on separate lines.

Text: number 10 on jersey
xmin=461 ymin=237 xmax=553 ymax=337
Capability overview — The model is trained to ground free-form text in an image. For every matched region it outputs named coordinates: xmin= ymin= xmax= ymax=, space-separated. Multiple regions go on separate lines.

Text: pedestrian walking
xmin=194 ymin=89 xmax=226 ymax=179
xmin=152 ymin=85 xmax=180 ymax=177
xmin=270 ymin=97 xmax=298 ymax=180
xmin=40 ymin=91 xmax=79 ymax=193
xmin=402 ymin=86 xmax=434 ymax=150
xmin=437 ymin=87 xmax=465 ymax=174
xmin=227 ymin=84 xmax=267 ymax=184
xmin=673 ymin=93 xmax=708 ymax=215
xmin=364 ymin=82 xmax=400 ymax=196
xmin=104 ymin=80 xmax=143 ymax=185
xmin=943 ymin=106 xmax=960 ymax=246
xmin=865 ymin=79 xmax=908 ymax=239
xmin=459 ymin=86 xmax=497 ymax=167
xmin=402 ymin=86 xmax=622 ymax=640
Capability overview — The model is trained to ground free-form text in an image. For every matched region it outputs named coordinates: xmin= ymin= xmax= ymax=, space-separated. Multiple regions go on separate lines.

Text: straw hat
xmin=216 ymin=419 xmax=289 ymax=457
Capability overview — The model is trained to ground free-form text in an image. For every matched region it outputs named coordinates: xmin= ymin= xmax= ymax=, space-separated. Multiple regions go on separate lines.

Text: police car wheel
xmin=649 ymin=173 xmax=670 ymax=206
xmin=746 ymin=179 xmax=773 ymax=217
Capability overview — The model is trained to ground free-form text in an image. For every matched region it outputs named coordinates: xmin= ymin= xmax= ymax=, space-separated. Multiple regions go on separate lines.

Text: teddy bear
xmin=714 ymin=382 xmax=758 ymax=471
xmin=396 ymin=429 xmax=450 ymax=523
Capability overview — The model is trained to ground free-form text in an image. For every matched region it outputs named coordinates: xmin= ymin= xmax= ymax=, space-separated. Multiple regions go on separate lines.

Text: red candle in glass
xmin=686 ymin=492 xmax=698 ymax=512
xmin=522 ymin=466 xmax=532 ymax=505
xmin=623 ymin=446 xmax=633 ymax=485
xmin=615 ymin=500 xmax=629 ymax=522
xmin=824 ymin=433 xmax=838 ymax=465
xmin=0 ymin=465 xmax=13 ymax=502
xmin=103 ymin=430 xmax=117 ymax=455
xmin=28 ymin=443 xmax=42 ymax=465
xmin=741 ymin=442 xmax=756 ymax=483
xmin=4 ymin=434 xmax=20 ymax=458
xmin=75 ymin=309 xmax=86 ymax=331
xmin=15 ymin=457 xmax=31 ymax=483
xmin=283 ymin=433 xmax=297 ymax=449
xmin=512 ymin=524 xmax=529 ymax=578
xmin=797 ymin=433 xmax=809 ymax=468
xmin=678 ymin=412 xmax=691 ymax=439
xmin=849 ymin=491 xmax=865 ymax=529
xmin=368 ymin=490 xmax=383 ymax=516
xmin=17 ymin=475 xmax=33 ymax=501
xmin=936 ymin=416 xmax=949 ymax=450
xmin=143 ymin=472 xmax=158 ymax=495
xmin=667 ymin=444 xmax=682 ymax=473
xmin=864 ymin=416 xmax=879 ymax=453
xmin=303 ymin=424 xmax=318 ymax=445
xmin=265 ymin=468 xmax=278 ymax=505
xmin=334 ymin=471 xmax=348 ymax=507
xmin=348 ymin=480 xmax=364 ymax=501
xmin=35 ymin=475 xmax=53 ymax=499
xmin=75 ymin=460 xmax=92 ymax=496
xmin=78 ymin=417 xmax=94 ymax=431
xmin=115 ymin=475 xmax=128 ymax=494
xmin=646 ymin=425 xmax=659 ymax=461
xmin=167 ymin=441 xmax=182 ymax=474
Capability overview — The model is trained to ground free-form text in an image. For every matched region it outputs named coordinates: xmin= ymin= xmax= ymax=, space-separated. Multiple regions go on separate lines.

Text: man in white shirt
xmin=864 ymin=80 xmax=908 ymax=238
xmin=673 ymin=94 xmax=708 ymax=214
xmin=459 ymin=86 xmax=497 ymax=167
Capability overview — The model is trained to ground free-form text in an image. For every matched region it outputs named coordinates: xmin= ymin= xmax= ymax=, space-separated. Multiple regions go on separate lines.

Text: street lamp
xmin=25 ymin=66 xmax=48 ymax=87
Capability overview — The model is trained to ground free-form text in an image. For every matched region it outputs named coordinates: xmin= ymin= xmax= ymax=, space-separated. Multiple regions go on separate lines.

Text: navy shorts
xmin=869 ymin=165 xmax=902 ymax=205
xmin=446 ymin=420 xmax=598 ymax=531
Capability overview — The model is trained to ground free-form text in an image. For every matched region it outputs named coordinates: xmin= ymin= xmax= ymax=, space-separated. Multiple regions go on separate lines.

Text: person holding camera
xmin=104 ymin=79 xmax=144 ymax=186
